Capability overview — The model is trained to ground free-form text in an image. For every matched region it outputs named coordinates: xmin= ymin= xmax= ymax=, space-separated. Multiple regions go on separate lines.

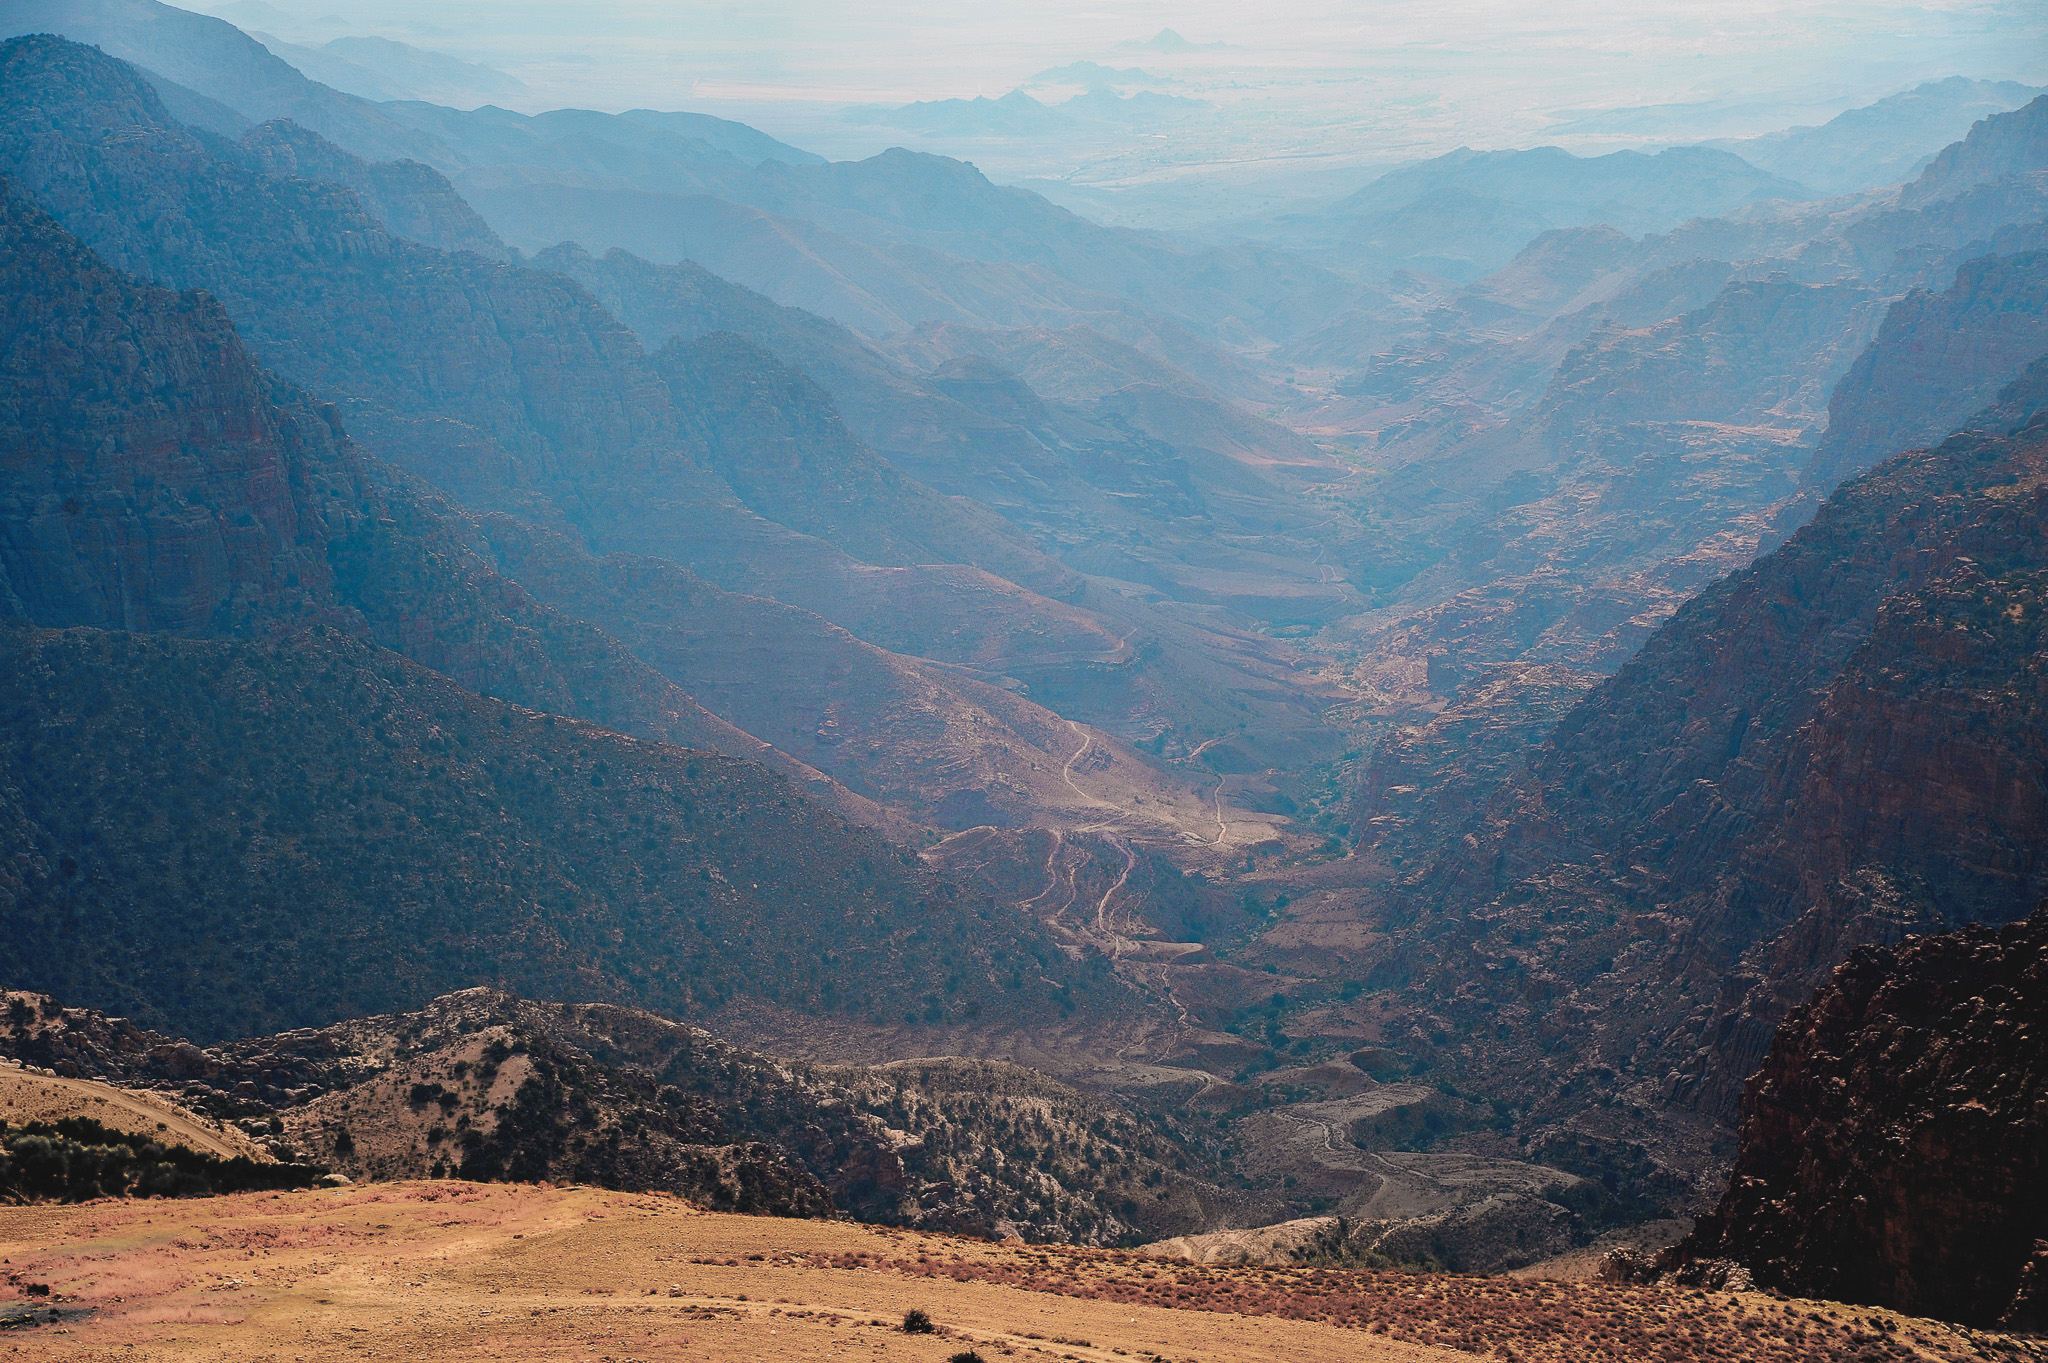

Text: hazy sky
xmin=197 ymin=0 xmax=2048 ymax=188
xmin=209 ymin=0 xmax=2047 ymax=106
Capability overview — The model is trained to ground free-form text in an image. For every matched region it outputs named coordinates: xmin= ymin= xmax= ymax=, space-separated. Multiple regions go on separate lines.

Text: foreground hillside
xmin=2 ymin=1181 xmax=2036 ymax=1361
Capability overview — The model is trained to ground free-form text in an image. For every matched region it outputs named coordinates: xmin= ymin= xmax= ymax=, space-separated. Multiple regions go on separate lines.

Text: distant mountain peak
xmin=1118 ymin=27 xmax=1225 ymax=53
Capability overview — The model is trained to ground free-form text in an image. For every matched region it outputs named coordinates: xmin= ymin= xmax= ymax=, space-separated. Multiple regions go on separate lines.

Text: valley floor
xmin=1 ymin=1183 xmax=2039 ymax=1363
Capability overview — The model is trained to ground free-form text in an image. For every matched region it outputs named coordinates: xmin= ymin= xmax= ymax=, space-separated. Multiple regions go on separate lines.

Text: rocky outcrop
xmin=1678 ymin=907 xmax=2048 ymax=1327
xmin=0 ymin=988 xmax=1234 ymax=1244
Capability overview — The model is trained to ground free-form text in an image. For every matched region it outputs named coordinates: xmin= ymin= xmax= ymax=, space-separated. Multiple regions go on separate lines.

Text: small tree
xmin=901 ymin=1307 xmax=934 ymax=1334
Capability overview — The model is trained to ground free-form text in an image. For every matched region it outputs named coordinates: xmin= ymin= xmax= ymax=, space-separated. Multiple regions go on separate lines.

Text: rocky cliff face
xmin=1678 ymin=907 xmax=2048 ymax=1327
xmin=1363 ymin=360 xmax=2048 ymax=1202
xmin=1899 ymin=94 xmax=2048 ymax=207
xmin=1805 ymin=248 xmax=2048 ymax=491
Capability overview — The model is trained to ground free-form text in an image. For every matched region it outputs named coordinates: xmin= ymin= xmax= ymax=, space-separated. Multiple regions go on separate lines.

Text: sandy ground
xmin=0 ymin=1067 xmax=267 ymax=1162
xmin=0 ymin=1184 xmax=1462 ymax=1362
xmin=1 ymin=1183 xmax=2036 ymax=1363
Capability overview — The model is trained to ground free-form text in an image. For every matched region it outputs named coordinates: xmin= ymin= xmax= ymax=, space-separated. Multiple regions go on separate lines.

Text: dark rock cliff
xmin=1371 ymin=358 xmax=2048 ymax=1202
xmin=1678 ymin=907 xmax=2048 ymax=1327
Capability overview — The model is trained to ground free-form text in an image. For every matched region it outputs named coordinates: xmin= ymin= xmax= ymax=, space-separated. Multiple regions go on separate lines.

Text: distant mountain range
xmin=1707 ymin=76 xmax=2043 ymax=196
xmin=864 ymin=86 xmax=1210 ymax=138
xmin=250 ymin=31 xmax=530 ymax=108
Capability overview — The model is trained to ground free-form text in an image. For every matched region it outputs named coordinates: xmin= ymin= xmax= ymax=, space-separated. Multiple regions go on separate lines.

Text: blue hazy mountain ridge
xmin=1118 ymin=27 xmax=1225 ymax=53
xmin=252 ymin=32 xmax=531 ymax=108
xmin=0 ymin=171 xmax=879 ymax=804
xmin=537 ymin=243 xmax=1356 ymax=604
xmin=0 ymin=0 xmax=445 ymax=163
xmin=0 ymin=2 xmax=1368 ymax=638
xmin=0 ymin=37 xmax=1113 ymax=647
xmin=1029 ymin=61 xmax=1170 ymax=88
xmin=235 ymin=115 xmax=512 ymax=259
xmin=0 ymin=34 xmax=1349 ymax=802
xmin=0 ymin=0 xmax=1361 ymax=347
xmin=1244 ymin=144 xmax=1815 ymax=281
xmin=1707 ymin=77 xmax=2044 ymax=197
xmin=868 ymin=86 xmax=1208 ymax=136
xmin=251 ymin=30 xmax=415 ymax=102
xmin=0 ymin=0 xmax=1362 ymax=352
xmin=0 ymin=0 xmax=819 ymax=174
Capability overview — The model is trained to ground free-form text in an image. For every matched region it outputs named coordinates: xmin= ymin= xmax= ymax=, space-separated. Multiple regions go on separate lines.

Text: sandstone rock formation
xmin=1677 ymin=907 xmax=2048 ymax=1327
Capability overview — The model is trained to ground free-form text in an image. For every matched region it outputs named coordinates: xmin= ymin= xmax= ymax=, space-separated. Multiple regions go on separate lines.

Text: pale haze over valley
xmin=185 ymin=0 xmax=2048 ymax=212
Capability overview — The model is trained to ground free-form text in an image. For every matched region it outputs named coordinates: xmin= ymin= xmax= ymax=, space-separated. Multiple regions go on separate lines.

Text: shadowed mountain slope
xmin=233 ymin=116 xmax=509 ymax=259
xmin=0 ymin=170 xmax=883 ymax=810
xmin=1368 ymin=361 xmax=2048 ymax=1199
xmin=0 ymin=623 xmax=1116 ymax=1044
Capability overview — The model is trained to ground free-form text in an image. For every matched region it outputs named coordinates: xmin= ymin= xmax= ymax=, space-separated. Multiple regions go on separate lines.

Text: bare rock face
xmin=1806 ymin=247 xmax=2048 ymax=492
xmin=1899 ymin=94 xmax=2048 ymax=207
xmin=1678 ymin=907 xmax=2048 ymax=1327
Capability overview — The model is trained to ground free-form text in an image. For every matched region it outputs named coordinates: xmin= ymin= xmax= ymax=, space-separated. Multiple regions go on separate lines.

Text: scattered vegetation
xmin=0 ymin=1117 xmax=321 ymax=1202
